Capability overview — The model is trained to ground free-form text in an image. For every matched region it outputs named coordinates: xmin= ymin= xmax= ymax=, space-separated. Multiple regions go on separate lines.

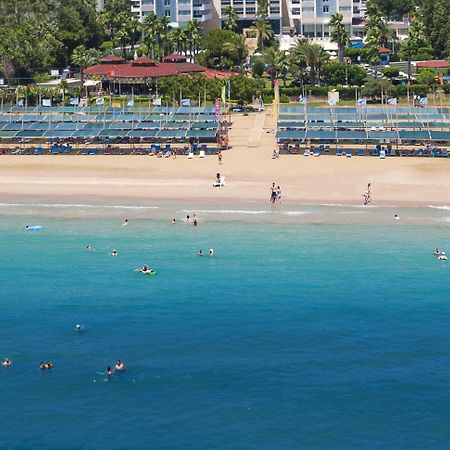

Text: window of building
xmin=292 ymin=7 xmax=300 ymax=14
xmin=302 ymin=6 xmax=313 ymax=11
xmin=179 ymin=9 xmax=191 ymax=14
xmin=270 ymin=7 xmax=280 ymax=13
xmin=323 ymin=5 xmax=329 ymax=12
xmin=233 ymin=0 xmax=244 ymax=4
xmin=164 ymin=10 xmax=171 ymax=16
xmin=164 ymin=0 xmax=170 ymax=5
xmin=234 ymin=7 xmax=244 ymax=13
xmin=339 ymin=6 xmax=351 ymax=10
xmin=246 ymin=7 xmax=256 ymax=14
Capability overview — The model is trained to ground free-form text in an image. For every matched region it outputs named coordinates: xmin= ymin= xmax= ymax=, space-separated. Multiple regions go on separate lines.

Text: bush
xmin=383 ymin=67 xmax=399 ymax=78
xmin=279 ymin=94 xmax=289 ymax=103
xmin=252 ymin=60 xmax=265 ymax=78
xmin=263 ymin=94 xmax=274 ymax=104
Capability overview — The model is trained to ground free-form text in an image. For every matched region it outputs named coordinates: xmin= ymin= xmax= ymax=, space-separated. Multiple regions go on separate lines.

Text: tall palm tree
xmin=156 ymin=16 xmax=171 ymax=59
xmin=71 ymin=45 xmax=101 ymax=85
xmin=222 ymin=34 xmax=248 ymax=69
xmin=127 ymin=18 xmax=142 ymax=56
xmin=251 ymin=17 xmax=273 ymax=51
xmin=223 ymin=6 xmax=239 ymax=32
xmin=143 ymin=13 xmax=158 ymax=58
xmin=364 ymin=4 xmax=395 ymax=49
xmin=169 ymin=28 xmax=187 ymax=54
xmin=115 ymin=28 xmax=129 ymax=59
xmin=187 ymin=20 xmax=202 ymax=60
xmin=400 ymin=20 xmax=427 ymax=84
xmin=262 ymin=48 xmax=288 ymax=86
xmin=292 ymin=41 xmax=329 ymax=86
xmin=329 ymin=13 xmax=349 ymax=63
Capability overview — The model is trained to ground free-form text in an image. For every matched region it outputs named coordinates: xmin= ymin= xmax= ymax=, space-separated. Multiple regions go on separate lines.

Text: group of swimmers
xmin=434 ymin=248 xmax=448 ymax=260
xmin=198 ymin=249 xmax=214 ymax=257
xmin=270 ymin=183 xmax=282 ymax=203
xmin=106 ymin=360 xmax=126 ymax=376
xmin=39 ymin=361 xmax=54 ymax=370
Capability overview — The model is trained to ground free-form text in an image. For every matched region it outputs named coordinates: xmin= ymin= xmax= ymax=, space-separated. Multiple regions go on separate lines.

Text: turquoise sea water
xmin=1 ymin=202 xmax=450 ymax=449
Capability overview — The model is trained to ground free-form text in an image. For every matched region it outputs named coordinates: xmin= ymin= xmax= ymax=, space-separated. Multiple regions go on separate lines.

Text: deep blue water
xmin=1 ymin=205 xmax=450 ymax=449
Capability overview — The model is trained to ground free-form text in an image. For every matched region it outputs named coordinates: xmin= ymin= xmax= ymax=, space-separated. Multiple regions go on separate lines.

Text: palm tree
xmin=143 ymin=13 xmax=158 ymax=58
xmin=169 ymin=28 xmax=187 ymax=54
xmin=71 ymin=45 xmax=101 ymax=85
xmin=262 ymin=48 xmax=288 ymax=86
xmin=400 ymin=20 xmax=427 ymax=84
xmin=127 ymin=18 xmax=142 ymax=56
xmin=187 ymin=20 xmax=202 ymax=60
xmin=223 ymin=6 xmax=239 ymax=32
xmin=115 ymin=28 xmax=129 ymax=59
xmin=222 ymin=34 xmax=248 ymax=69
xmin=251 ymin=17 xmax=273 ymax=51
xmin=364 ymin=4 xmax=395 ymax=49
xmin=329 ymin=13 xmax=349 ymax=63
xmin=292 ymin=41 xmax=329 ymax=86
xmin=156 ymin=16 xmax=171 ymax=59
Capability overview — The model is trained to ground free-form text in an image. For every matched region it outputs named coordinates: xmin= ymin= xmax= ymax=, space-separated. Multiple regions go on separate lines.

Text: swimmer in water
xmin=139 ymin=265 xmax=154 ymax=274
xmin=434 ymin=248 xmax=441 ymax=256
xmin=75 ymin=324 xmax=81 ymax=331
xmin=106 ymin=366 xmax=113 ymax=377
xmin=114 ymin=360 xmax=125 ymax=371
xmin=2 ymin=358 xmax=11 ymax=367
xmin=394 ymin=214 xmax=399 ymax=220
xmin=122 ymin=219 xmax=128 ymax=226
xmin=45 ymin=361 xmax=53 ymax=369
xmin=172 ymin=218 xmax=176 ymax=224
xmin=40 ymin=361 xmax=46 ymax=370
xmin=198 ymin=249 xmax=204 ymax=256
xmin=186 ymin=215 xmax=190 ymax=223
xmin=438 ymin=252 xmax=448 ymax=260
xmin=86 ymin=245 xmax=92 ymax=251
xmin=111 ymin=250 xmax=118 ymax=257
xmin=209 ymin=248 xmax=214 ymax=256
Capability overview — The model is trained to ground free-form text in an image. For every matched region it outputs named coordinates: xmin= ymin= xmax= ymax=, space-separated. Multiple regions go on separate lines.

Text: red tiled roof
xmin=378 ymin=47 xmax=391 ymax=54
xmin=132 ymin=57 xmax=158 ymax=66
xmin=203 ymin=68 xmax=233 ymax=79
xmin=84 ymin=61 xmax=223 ymax=79
xmin=100 ymin=55 xmax=125 ymax=63
xmin=416 ymin=60 xmax=449 ymax=68
xmin=163 ymin=53 xmax=188 ymax=62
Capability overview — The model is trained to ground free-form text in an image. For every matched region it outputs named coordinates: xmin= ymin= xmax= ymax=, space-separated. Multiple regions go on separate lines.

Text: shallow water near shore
xmin=1 ymin=205 xmax=450 ymax=449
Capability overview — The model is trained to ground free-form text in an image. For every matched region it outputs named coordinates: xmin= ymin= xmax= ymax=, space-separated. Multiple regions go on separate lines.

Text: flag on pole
xmin=95 ymin=97 xmax=105 ymax=105
xmin=357 ymin=98 xmax=367 ymax=107
xmin=328 ymin=99 xmax=336 ymax=106
xmin=69 ymin=98 xmax=79 ymax=106
xmin=42 ymin=99 xmax=52 ymax=107
xmin=221 ymin=85 xmax=226 ymax=104
xmin=181 ymin=98 xmax=191 ymax=107
xmin=152 ymin=98 xmax=162 ymax=106
xmin=127 ymin=99 xmax=134 ymax=107
xmin=16 ymin=100 xmax=24 ymax=107
xmin=299 ymin=96 xmax=307 ymax=105
xmin=387 ymin=97 xmax=397 ymax=105
xmin=214 ymin=97 xmax=220 ymax=119
xmin=227 ymin=79 xmax=231 ymax=100
xmin=419 ymin=97 xmax=428 ymax=105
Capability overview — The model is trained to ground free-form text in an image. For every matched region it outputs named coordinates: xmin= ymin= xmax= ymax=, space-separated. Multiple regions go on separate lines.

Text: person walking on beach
xmin=218 ymin=151 xmax=222 ymax=165
xmin=277 ymin=185 xmax=282 ymax=203
xmin=363 ymin=182 xmax=372 ymax=205
xmin=270 ymin=183 xmax=277 ymax=203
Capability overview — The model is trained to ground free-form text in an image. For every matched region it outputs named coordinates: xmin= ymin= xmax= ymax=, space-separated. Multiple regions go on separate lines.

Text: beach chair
xmin=417 ymin=149 xmax=424 ymax=157
xmin=303 ymin=149 xmax=310 ymax=156
xmin=357 ymin=149 xmax=365 ymax=156
xmin=187 ymin=151 xmax=194 ymax=159
xmin=336 ymin=147 xmax=343 ymax=156
xmin=88 ymin=149 xmax=98 ymax=155
xmin=313 ymin=149 xmax=320 ymax=157
xmin=441 ymin=149 xmax=449 ymax=157
xmin=199 ymin=149 xmax=206 ymax=158
xmin=34 ymin=146 xmax=43 ymax=155
xmin=345 ymin=150 xmax=352 ymax=158
xmin=371 ymin=148 xmax=379 ymax=157
xmin=379 ymin=149 xmax=386 ymax=159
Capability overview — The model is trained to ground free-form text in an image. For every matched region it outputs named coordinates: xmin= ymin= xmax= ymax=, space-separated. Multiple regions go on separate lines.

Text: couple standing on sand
xmin=363 ymin=183 xmax=372 ymax=205
xmin=270 ymin=183 xmax=282 ymax=203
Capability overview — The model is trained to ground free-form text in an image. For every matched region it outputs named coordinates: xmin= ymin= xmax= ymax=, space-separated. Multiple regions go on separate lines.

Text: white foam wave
xmin=0 ymin=202 xmax=159 ymax=210
xmin=428 ymin=205 xmax=450 ymax=211
xmin=283 ymin=211 xmax=309 ymax=216
xmin=179 ymin=209 xmax=269 ymax=215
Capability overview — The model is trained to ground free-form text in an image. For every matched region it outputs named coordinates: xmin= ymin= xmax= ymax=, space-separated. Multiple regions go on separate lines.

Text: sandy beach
xmin=1 ymin=111 xmax=450 ymax=207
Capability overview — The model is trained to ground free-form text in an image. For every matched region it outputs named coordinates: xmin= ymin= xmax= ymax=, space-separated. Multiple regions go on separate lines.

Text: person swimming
xmin=75 ymin=324 xmax=81 ymax=331
xmin=40 ymin=361 xmax=46 ymax=370
xmin=438 ymin=252 xmax=448 ymax=260
xmin=434 ymin=248 xmax=441 ymax=256
xmin=111 ymin=250 xmax=118 ymax=257
xmin=86 ymin=245 xmax=92 ymax=251
xmin=45 ymin=361 xmax=53 ymax=369
xmin=2 ymin=358 xmax=11 ymax=367
xmin=198 ymin=249 xmax=204 ymax=256
xmin=106 ymin=366 xmax=113 ymax=377
xmin=114 ymin=360 xmax=125 ymax=371
xmin=186 ymin=215 xmax=190 ymax=223
xmin=209 ymin=248 xmax=214 ymax=256
xmin=122 ymin=219 xmax=128 ymax=226
xmin=394 ymin=214 xmax=399 ymax=220
xmin=172 ymin=218 xmax=176 ymax=224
